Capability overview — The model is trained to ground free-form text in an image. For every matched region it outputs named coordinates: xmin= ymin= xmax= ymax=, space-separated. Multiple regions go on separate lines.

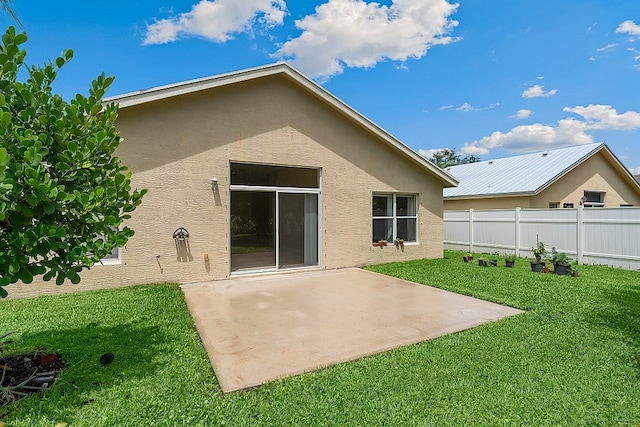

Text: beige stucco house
xmin=9 ymin=63 xmax=457 ymax=299
xmin=443 ymin=143 xmax=640 ymax=210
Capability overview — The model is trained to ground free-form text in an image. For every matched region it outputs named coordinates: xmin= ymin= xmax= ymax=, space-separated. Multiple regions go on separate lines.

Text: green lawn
xmin=1 ymin=251 xmax=639 ymax=426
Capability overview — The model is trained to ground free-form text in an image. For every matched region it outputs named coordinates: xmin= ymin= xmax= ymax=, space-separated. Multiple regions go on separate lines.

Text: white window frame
xmin=94 ymin=234 xmax=122 ymax=265
xmin=100 ymin=246 xmax=121 ymax=265
xmin=583 ymin=191 xmax=605 ymax=208
xmin=372 ymin=193 xmax=418 ymax=243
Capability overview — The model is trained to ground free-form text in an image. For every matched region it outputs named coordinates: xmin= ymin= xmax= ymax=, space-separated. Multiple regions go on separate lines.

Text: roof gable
xmin=104 ymin=62 xmax=457 ymax=187
xmin=444 ymin=143 xmax=640 ymax=199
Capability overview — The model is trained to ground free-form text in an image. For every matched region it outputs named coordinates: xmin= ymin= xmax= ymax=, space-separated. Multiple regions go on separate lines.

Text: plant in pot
xmin=394 ymin=238 xmax=405 ymax=249
xmin=478 ymin=257 xmax=488 ymax=267
xmin=548 ymin=247 xmax=573 ymax=276
xmin=490 ymin=251 xmax=499 ymax=266
xmin=530 ymin=241 xmax=547 ymax=272
xmin=463 ymin=252 xmax=473 ymax=263
xmin=505 ymin=253 xmax=516 ymax=268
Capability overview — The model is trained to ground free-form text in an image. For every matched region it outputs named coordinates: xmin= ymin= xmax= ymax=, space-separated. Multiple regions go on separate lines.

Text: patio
xmin=182 ymin=268 xmax=523 ymax=392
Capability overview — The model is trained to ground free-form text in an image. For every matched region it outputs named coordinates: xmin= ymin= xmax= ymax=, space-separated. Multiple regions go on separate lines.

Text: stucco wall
xmin=7 ymin=75 xmax=445 ymax=299
xmin=532 ymin=153 xmax=640 ymax=208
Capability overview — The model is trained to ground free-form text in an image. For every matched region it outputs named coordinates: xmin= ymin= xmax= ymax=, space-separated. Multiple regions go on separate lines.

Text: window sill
xmin=372 ymin=242 xmax=418 ymax=247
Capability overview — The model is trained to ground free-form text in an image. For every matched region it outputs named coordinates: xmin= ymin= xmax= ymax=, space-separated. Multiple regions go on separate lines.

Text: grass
xmin=1 ymin=251 xmax=639 ymax=426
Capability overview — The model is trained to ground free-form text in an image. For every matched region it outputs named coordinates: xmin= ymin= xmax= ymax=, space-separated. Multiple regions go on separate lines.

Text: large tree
xmin=427 ymin=148 xmax=480 ymax=168
xmin=0 ymin=27 xmax=146 ymax=297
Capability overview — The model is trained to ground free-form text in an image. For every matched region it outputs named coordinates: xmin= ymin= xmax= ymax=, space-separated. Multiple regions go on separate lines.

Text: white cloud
xmin=418 ymin=148 xmax=447 ymax=159
xmin=439 ymin=102 xmax=499 ymax=113
xmin=274 ymin=0 xmax=460 ymax=80
xmin=564 ymin=104 xmax=640 ymax=130
xmin=460 ymin=119 xmax=593 ymax=156
xmin=143 ymin=0 xmax=287 ymax=45
xmin=511 ymin=109 xmax=533 ymax=119
xmin=461 ymin=104 xmax=640 ymax=156
xmin=629 ymin=166 xmax=640 ymax=175
xmin=522 ymin=84 xmax=558 ymax=98
xmin=456 ymin=102 xmax=477 ymax=112
xmin=597 ymin=43 xmax=618 ymax=52
xmin=616 ymin=20 xmax=640 ymax=38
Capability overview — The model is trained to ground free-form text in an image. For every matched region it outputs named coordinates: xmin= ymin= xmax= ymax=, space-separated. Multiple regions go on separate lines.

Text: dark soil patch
xmin=0 ymin=352 xmax=64 ymax=406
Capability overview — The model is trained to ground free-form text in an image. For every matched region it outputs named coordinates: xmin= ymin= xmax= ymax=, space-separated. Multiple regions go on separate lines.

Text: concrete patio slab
xmin=182 ymin=268 xmax=523 ymax=392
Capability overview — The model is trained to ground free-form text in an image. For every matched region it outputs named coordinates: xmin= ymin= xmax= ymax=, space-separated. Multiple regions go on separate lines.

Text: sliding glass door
xmin=229 ymin=163 xmax=320 ymax=274
xmin=230 ymin=191 xmax=276 ymax=272
xmin=278 ymin=193 xmax=318 ymax=269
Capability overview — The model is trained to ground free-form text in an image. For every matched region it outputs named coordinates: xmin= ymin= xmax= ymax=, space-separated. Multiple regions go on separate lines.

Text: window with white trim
xmin=372 ymin=194 xmax=417 ymax=243
xmin=95 ymin=235 xmax=121 ymax=264
xmin=100 ymin=246 xmax=120 ymax=264
xmin=583 ymin=191 xmax=605 ymax=208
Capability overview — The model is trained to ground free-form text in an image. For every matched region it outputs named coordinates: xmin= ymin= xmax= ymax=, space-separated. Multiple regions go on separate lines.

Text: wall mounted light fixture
xmin=211 ymin=177 xmax=218 ymax=191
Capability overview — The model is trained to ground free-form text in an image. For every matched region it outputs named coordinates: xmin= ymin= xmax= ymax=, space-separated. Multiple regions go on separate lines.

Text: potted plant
xmin=489 ymin=251 xmax=500 ymax=267
xmin=505 ymin=253 xmax=516 ymax=268
xmin=478 ymin=257 xmax=488 ymax=267
xmin=394 ymin=238 xmax=404 ymax=249
xmin=548 ymin=247 xmax=573 ymax=276
xmin=530 ymin=241 xmax=547 ymax=272
xmin=463 ymin=252 xmax=473 ymax=263
xmin=377 ymin=239 xmax=387 ymax=247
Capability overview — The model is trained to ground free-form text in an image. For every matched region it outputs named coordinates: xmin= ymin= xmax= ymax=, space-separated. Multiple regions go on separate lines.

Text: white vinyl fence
xmin=444 ymin=207 xmax=640 ymax=270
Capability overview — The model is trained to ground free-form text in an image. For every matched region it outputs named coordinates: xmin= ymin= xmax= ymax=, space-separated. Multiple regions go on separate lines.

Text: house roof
xmin=104 ymin=62 xmax=458 ymax=188
xmin=443 ymin=143 xmax=640 ymax=199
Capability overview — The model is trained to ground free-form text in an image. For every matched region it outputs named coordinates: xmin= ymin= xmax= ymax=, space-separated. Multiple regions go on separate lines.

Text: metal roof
xmin=444 ymin=143 xmax=609 ymax=198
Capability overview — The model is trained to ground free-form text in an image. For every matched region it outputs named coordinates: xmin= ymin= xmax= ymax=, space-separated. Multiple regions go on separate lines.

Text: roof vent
xmin=488 ymin=161 xmax=493 ymax=165
xmin=542 ymin=152 xmax=548 ymax=157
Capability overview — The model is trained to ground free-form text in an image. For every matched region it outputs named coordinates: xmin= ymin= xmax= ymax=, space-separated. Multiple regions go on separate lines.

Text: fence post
xmin=577 ymin=207 xmax=584 ymax=265
xmin=514 ymin=207 xmax=521 ymax=257
xmin=469 ymin=208 xmax=474 ymax=253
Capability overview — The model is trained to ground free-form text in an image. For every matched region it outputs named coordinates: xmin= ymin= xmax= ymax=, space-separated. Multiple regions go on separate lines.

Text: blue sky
xmin=7 ymin=0 xmax=640 ymax=173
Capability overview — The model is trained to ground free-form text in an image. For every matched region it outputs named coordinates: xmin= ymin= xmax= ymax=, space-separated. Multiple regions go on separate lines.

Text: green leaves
xmin=0 ymin=27 xmax=146 ymax=298
xmin=0 ymin=111 xmax=11 ymax=127
xmin=0 ymin=147 xmax=8 ymax=171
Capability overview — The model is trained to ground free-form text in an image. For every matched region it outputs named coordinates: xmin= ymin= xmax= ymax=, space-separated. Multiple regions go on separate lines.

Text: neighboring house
xmin=443 ymin=143 xmax=640 ymax=210
xmin=10 ymin=63 xmax=457 ymax=299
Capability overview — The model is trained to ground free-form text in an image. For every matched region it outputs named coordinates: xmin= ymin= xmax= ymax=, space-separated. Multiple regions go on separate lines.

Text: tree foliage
xmin=0 ymin=27 xmax=146 ymax=297
xmin=427 ymin=148 xmax=480 ymax=168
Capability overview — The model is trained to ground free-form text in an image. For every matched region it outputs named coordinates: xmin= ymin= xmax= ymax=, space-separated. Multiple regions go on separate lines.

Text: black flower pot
xmin=530 ymin=261 xmax=545 ymax=272
xmin=505 ymin=260 xmax=515 ymax=268
xmin=554 ymin=263 xmax=571 ymax=276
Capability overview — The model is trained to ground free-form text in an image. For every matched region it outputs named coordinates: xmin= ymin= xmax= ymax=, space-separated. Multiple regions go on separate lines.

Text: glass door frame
xmin=229 ymin=184 xmax=322 ymax=275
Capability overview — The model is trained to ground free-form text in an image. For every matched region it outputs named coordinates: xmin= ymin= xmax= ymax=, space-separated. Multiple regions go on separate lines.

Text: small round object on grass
xmin=100 ymin=352 xmax=115 ymax=366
